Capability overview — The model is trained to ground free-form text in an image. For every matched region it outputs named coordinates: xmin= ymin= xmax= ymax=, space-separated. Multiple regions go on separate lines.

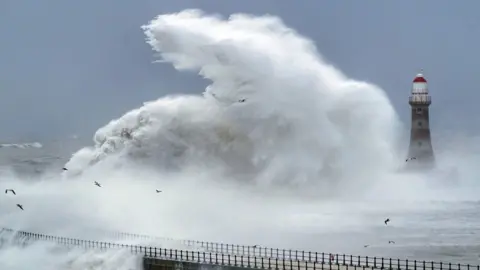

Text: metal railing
xmin=0 ymin=228 xmax=479 ymax=270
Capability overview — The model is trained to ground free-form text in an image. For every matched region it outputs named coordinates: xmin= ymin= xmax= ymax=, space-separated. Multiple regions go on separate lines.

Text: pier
xmin=0 ymin=228 xmax=477 ymax=270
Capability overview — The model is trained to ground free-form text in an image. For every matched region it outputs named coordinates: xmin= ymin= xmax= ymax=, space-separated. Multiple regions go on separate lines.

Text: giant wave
xmin=64 ymin=9 xmax=401 ymax=197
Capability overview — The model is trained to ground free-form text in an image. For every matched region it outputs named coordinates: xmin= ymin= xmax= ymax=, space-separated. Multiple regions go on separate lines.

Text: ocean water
xmin=1 ymin=9 xmax=480 ymax=269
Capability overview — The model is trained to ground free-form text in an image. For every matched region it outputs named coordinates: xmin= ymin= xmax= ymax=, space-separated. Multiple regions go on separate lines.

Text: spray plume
xmin=65 ymin=9 xmax=401 ymax=197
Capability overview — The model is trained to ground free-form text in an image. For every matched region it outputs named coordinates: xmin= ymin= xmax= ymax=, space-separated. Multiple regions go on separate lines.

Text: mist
xmin=1 ymin=9 xmax=480 ymax=269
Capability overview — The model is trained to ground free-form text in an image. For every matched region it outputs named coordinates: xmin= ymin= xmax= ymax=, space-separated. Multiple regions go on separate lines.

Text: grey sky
xmin=1 ymin=0 xmax=479 ymax=142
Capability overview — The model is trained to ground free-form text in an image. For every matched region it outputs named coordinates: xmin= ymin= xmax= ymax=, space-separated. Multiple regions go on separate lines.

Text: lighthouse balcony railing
xmin=409 ymin=95 xmax=431 ymax=105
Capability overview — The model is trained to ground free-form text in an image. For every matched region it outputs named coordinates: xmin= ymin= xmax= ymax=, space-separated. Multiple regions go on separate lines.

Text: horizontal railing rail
xmin=0 ymin=227 xmax=479 ymax=270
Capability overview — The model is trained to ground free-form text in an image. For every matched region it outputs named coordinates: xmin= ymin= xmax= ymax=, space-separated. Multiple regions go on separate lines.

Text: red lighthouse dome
xmin=413 ymin=73 xmax=427 ymax=83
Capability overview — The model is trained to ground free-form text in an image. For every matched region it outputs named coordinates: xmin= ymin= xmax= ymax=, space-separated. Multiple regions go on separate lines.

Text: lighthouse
xmin=406 ymin=72 xmax=435 ymax=170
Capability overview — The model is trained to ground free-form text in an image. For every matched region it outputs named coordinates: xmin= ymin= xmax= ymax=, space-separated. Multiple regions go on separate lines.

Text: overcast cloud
xmin=1 ymin=0 xmax=479 ymax=142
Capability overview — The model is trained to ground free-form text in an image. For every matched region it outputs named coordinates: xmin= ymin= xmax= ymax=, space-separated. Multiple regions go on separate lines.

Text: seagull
xmin=252 ymin=245 xmax=259 ymax=248
xmin=94 ymin=181 xmax=101 ymax=187
xmin=238 ymin=99 xmax=246 ymax=103
xmin=405 ymin=157 xmax=417 ymax=162
xmin=384 ymin=218 xmax=390 ymax=225
xmin=156 ymin=189 xmax=162 ymax=193
xmin=364 ymin=245 xmax=369 ymax=248
xmin=388 ymin=240 xmax=395 ymax=244
xmin=5 ymin=189 xmax=16 ymax=195
xmin=16 ymin=204 xmax=24 ymax=210
xmin=62 ymin=167 xmax=68 ymax=171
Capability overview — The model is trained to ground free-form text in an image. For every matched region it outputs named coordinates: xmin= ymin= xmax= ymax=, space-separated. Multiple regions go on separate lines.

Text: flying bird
xmin=384 ymin=218 xmax=390 ymax=225
xmin=5 ymin=189 xmax=16 ymax=195
xmin=388 ymin=240 xmax=395 ymax=244
xmin=405 ymin=157 xmax=417 ymax=162
xmin=364 ymin=245 xmax=369 ymax=248
xmin=156 ymin=189 xmax=162 ymax=193
xmin=16 ymin=204 xmax=24 ymax=210
xmin=94 ymin=181 xmax=101 ymax=187
xmin=238 ymin=99 xmax=246 ymax=103
xmin=62 ymin=167 xmax=68 ymax=171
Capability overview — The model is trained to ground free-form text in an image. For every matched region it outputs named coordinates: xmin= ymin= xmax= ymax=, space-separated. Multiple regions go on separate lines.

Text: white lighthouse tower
xmin=406 ymin=71 xmax=435 ymax=170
